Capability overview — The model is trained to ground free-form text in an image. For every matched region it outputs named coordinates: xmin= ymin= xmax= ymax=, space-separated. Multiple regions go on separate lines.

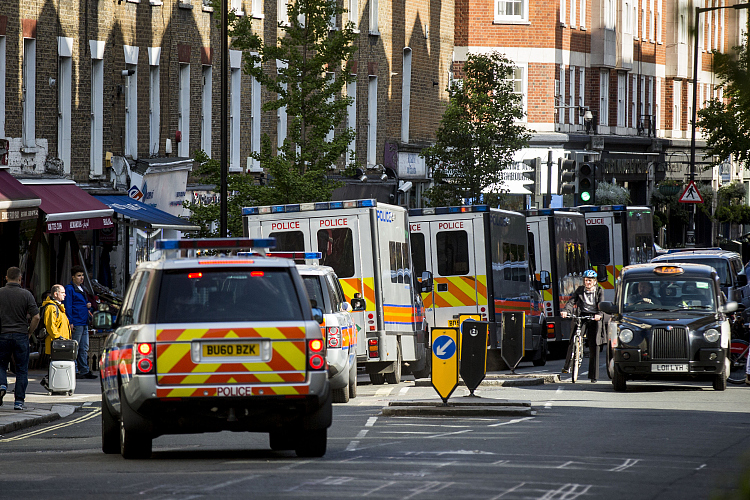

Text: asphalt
xmin=0 ymin=368 xmax=101 ymax=436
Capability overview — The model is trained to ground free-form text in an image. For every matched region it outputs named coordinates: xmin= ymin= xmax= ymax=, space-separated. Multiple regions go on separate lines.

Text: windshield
xmin=156 ymin=268 xmax=304 ymax=323
xmin=658 ymin=257 xmax=731 ymax=287
xmin=622 ymin=278 xmax=716 ymax=312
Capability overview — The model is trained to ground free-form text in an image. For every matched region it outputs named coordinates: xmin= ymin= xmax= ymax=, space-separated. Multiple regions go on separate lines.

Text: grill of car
xmin=651 ymin=328 xmax=689 ymax=360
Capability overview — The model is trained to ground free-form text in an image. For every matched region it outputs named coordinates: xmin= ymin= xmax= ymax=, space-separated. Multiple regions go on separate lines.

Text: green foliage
xmin=696 ymin=37 xmax=750 ymax=169
xmin=420 ymin=52 xmax=531 ymax=207
xmin=718 ymin=181 xmax=747 ymax=205
xmin=211 ymin=0 xmax=357 ymax=205
xmin=716 ymin=205 xmax=750 ymax=224
xmin=595 ymin=181 xmax=631 ymax=205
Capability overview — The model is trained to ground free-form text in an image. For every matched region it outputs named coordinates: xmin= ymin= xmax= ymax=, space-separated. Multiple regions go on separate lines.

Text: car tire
xmin=612 ymin=367 xmax=627 ymax=392
xmin=369 ymin=373 xmax=385 ymax=385
xmin=532 ymin=339 xmax=547 ymax=367
xmin=295 ymin=428 xmax=327 ymax=458
xmin=384 ymin=346 xmax=402 ymax=385
xmin=119 ymin=387 xmax=152 ymax=459
xmin=269 ymin=430 xmax=295 ymax=451
xmin=713 ymin=362 xmax=727 ymax=391
xmin=332 ymin=384 xmax=350 ymax=403
xmin=101 ymin=391 xmax=120 ymax=455
xmin=348 ymin=361 xmax=357 ymax=399
xmin=605 ymin=346 xmax=614 ymax=380
xmin=412 ymin=355 xmax=431 ymax=379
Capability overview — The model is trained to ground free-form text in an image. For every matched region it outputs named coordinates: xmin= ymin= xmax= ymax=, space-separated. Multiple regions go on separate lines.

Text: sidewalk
xmin=0 ymin=368 xmax=101 ymax=436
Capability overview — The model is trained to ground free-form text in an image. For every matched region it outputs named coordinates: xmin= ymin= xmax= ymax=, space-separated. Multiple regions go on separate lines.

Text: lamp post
xmin=220 ymin=0 xmax=229 ymax=238
xmin=688 ymin=2 xmax=750 ymax=247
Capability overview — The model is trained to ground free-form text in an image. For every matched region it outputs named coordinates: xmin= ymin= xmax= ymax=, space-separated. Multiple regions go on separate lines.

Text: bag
xmin=34 ymin=303 xmax=60 ymax=342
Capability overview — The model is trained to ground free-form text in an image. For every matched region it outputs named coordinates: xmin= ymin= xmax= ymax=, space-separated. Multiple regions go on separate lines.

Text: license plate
xmin=202 ymin=343 xmax=259 ymax=357
xmin=652 ymin=364 xmax=688 ymax=372
xmin=448 ymin=320 xmax=459 ymax=327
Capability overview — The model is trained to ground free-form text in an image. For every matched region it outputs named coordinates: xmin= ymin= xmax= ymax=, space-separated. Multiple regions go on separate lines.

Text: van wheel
xmin=385 ymin=347 xmax=402 ymax=384
xmin=101 ymin=392 xmax=119 ymax=454
xmin=295 ymin=429 xmax=327 ymax=457
xmin=348 ymin=361 xmax=357 ymax=399
xmin=269 ymin=430 xmax=295 ymax=451
xmin=369 ymin=373 xmax=385 ymax=385
xmin=412 ymin=355 xmax=431 ymax=379
xmin=612 ymin=367 xmax=627 ymax=392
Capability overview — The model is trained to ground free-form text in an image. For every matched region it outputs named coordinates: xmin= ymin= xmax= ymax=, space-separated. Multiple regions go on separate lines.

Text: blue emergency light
xmin=242 ymin=199 xmax=376 ymax=216
xmin=155 ymin=238 xmax=276 ymax=250
xmin=409 ymin=205 xmax=489 ymax=216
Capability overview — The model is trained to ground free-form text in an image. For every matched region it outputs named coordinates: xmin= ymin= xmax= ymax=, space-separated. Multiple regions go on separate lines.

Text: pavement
xmin=0 ymin=368 xmax=101 ymax=436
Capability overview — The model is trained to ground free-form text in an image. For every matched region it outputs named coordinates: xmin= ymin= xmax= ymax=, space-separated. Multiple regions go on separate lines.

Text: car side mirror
xmin=720 ymin=301 xmax=738 ymax=314
xmin=92 ymin=311 xmax=112 ymax=330
xmin=340 ymin=302 xmax=353 ymax=313
xmin=419 ymin=271 xmax=433 ymax=293
xmin=350 ymin=294 xmax=367 ymax=312
xmin=599 ymin=301 xmax=618 ymax=314
xmin=597 ymin=265 xmax=608 ymax=283
xmin=311 ymin=307 xmax=324 ymax=325
xmin=535 ymin=270 xmax=551 ymax=291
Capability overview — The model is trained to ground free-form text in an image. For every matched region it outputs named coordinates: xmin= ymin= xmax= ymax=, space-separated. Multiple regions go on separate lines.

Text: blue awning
xmin=94 ymin=195 xmax=200 ymax=231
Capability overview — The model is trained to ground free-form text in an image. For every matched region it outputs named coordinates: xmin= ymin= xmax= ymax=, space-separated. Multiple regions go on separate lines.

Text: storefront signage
xmin=600 ymin=157 xmax=651 ymax=175
xmin=46 ymin=216 xmax=114 ymax=233
xmin=0 ymin=207 xmax=38 ymax=222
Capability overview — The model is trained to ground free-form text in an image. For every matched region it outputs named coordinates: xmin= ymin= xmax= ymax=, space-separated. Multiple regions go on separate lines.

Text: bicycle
xmin=568 ymin=313 xmax=597 ymax=383
xmin=727 ymin=338 xmax=749 ymax=384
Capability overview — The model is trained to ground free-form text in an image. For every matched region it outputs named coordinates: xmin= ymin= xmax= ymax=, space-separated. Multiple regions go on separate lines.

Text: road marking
xmin=488 ymin=416 xmax=535 ymax=428
xmin=399 ymin=387 xmax=409 ymax=395
xmin=557 ymin=461 xmax=575 ymax=469
xmin=544 ymin=402 xmax=553 ymax=409
xmin=0 ymin=409 xmax=101 ymax=442
xmin=365 ymin=417 xmax=378 ymax=427
xmin=375 ymin=387 xmax=394 ymax=396
xmin=426 ymin=429 xmax=471 ymax=439
xmin=403 ymin=481 xmax=454 ymax=500
xmin=346 ymin=441 xmax=359 ymax=451
xmin=489 ymin=482 xmax=526 ymax=500
xmin=356 ymin=429 xmax=369 ymax=438
xmin=696 ymin=464 xmax=707 ymax=471
xmin=203 ymin=476 xmax=258 ymax=491
xmin=362 ymin=481 xmax=397 ymax=497
xmin=609 ymin=459 xmax=640 ymax=472
xmin=541 ymin=483 xmax=591 ymax=499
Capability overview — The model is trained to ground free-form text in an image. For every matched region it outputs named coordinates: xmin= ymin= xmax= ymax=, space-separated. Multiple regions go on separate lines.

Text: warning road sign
xmin=679 ymin=181 xmax=704 ymax=204
xmin=431 ymin=329 xmax=459 ymax=403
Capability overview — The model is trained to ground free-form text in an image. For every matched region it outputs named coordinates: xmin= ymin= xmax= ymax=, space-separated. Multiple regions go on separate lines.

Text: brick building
xmin=453 ymin=0 xmax=748 ymax=213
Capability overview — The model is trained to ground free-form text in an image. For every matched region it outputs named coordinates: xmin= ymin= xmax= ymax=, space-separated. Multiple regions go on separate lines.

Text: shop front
xmin=0 ymin=169 xmax=41 ymax=282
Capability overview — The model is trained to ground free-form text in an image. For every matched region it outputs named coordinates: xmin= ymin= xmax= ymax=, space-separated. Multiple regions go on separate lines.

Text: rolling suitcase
xmin=48 ymin=339 xmax=78 ymax=395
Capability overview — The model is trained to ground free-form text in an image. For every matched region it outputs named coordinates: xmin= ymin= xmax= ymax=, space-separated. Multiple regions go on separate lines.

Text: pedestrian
xmin=64 ymin=265 xmax=96 ymax=379
xmin=560 ymin=269 xmax=606 ymax=383
xmin=0 ymin=266 xmax=40 ymax=410
xmin=40 ymin=285 xmax=72 ymax=390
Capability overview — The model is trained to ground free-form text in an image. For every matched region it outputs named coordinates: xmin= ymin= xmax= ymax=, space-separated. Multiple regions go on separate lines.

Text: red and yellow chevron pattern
xmin=422 ymin=275 xmax=485 ymax=308
xmin=340 ymin=277 xmax=376 ymax=310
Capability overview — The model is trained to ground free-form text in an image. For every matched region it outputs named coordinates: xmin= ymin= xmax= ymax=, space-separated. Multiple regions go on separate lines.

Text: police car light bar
xmin=408 ymin=205 xmax=489 ymax=216
xmin=155 ymin=238 xmax=277 ymax=250
xmin=573 ymin=205 xmax=627 ymax=212
xmin=266 ymin=252 xmax=322 ymax=260
xmin=242 ymin=199 xmax=377 ymax=216
xmin=665 ymin=247 xmax=723 ymax=254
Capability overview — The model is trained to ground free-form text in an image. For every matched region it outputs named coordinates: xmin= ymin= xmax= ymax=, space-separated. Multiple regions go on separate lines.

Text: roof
xmin=621 ymin=262 xmax=718 ymax=279
xmin=94 ymin=195 xmax=200 ymax=231
xmin=296 ymin=265 xmax=335 ymax=276
xmin=137 ymin=255 xmax=297 ymax=271
xmin=18 ymin=179 xmax=114 ymax=233
xmin=0 ymin=169 xmax=41 ymax=222
xmin=651 ymin=249 xmax=741 ymax=260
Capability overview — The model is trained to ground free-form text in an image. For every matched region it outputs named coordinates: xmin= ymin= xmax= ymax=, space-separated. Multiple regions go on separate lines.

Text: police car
xmin=599 ymin=263 xmax=737 ymax=392
xmin=99 ymin=239 xmax=332 ymax=459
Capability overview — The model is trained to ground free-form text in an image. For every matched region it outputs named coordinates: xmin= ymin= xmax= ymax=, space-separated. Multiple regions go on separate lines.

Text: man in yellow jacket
xmin=42 ymin=285 xmax=72 ymax=355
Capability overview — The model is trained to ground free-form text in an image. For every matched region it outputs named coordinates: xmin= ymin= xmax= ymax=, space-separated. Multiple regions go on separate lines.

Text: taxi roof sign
xmin=654 ymin=265 xmax=684 ymax=275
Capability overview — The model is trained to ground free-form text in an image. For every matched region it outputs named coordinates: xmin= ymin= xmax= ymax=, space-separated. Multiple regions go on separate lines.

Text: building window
xmin=250 ymin=53 xmax=261 ymax=171
xmin=641 ymin=0 xmax=646 ymax=39
xmin=252 ymin=0 xmax=262 ymax=17
xmin=201 ymin=65 xmax=212 ymax=157
xmin=230 ymin=60 xmax=241 ymax=172
xmin=277 ymin=61 xmax=287 ymax=149
xmin=679 ymin=12 xmax=687 ymax=44
xmin=624 ymin=0 xmax=631 ymax=34
xmin=640 ymin=75 xmax=646 ymax=124
xmin=91 ymin=55 xmax=104 ymax=176
xmin=22 ymin=38 xmax=36 ymax=149
xmin=604 ymin=0 xmax=616 ymax=29
xmin=673 ymin=80 xmax=681 ymax=132
xmin=687 ymin=82 xmax=693 ymax=132
xmin=560 ymin=0 xmax=566 ymax=24
xmin=125 ymin=63 xmax=138 ymax=159
xmin=149 ymin=63 xmax=160 ymax=157
xmin=558 ymin=65 xmax=565 ymax=124
xmin=648 ymin=76 xmax=654 ymax=119
xmin=507 ymin=65 xmax=527 ymax=117
xmin=58 ymin=50 xmax=72 ymax=173
xmin=326 ymin=72 xmax=335 ymax=143
xmin=655 ymin=77 xmax=661 ymax=130
xmin=401 ymin=48 xmax=412 ymax=143
xmin=231 ymin=0 xmax=242 ymax=13
xmin=367 ymin=75 xmax=377 ymax=166
xmin=569 ymin=66 xmax=575 ymax=124
xmin=571 ymin=0 xmax=576 ymax=27
xmin=495 ymin=0 xmax=526 ymax=21
xmin=656 ymin=0 xmax=662 ymax=43
xmin=578 ymin=68 xmax=585 ymax=125
xmin=599 ymin=70 xmax=609 ymax=126
xmin=617 ymin=72 xmax=626 ymax=127
xmin=369 ymin=0 xmax=378 ymax=33
xmin=649 ymin=0 xmax=655 ymax=41
xmin=278 ymin=0 xmax=288 ymax=26
xmin=631 ymin=74 xmax=637 ymax=128
xmin=580 ymin=0 xmax=586 ymax=28
xmin=179 ymin=63 xmax=190 ymax=158
xmin=349 ymin=0 xmax=359 ymax=30
xmin=346 ymin=79 xmax=356 ymax=165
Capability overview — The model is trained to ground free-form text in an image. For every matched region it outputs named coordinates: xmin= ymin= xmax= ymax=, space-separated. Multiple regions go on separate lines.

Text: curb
xmin=414 ymin=374 xmax=557 ymax=387
xmin=0 ymin=410 xmax=62 ymax=435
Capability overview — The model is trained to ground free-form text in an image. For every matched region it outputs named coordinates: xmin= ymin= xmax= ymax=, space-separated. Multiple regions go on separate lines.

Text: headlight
xmin=703 ymin=329 xmax=720 ymax=343
xmin=619 ymin=328 xmax=634 ymax=343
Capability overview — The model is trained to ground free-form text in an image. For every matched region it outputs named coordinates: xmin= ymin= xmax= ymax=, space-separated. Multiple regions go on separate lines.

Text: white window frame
xmin=22 ymin=38 xmax=36 ymax=150
xmin=649 ymin=0 xmax=655 ymax=42
xmin=655 ymin=77 xmax=661 ymax=130
xmin=231 ymin=0 xmax=242 ymax=14
xmin=250 ymin=52 xmax=261 ymax=171
xmin=719 ymin=0 xmax=724 ymax=52
xmin=571 ymin=0 xmax=576 ymax=27
xmin=617 ymin=72 xmax=626 ymax=127
xmin=278 ymin=0 xmax=289 ymax=26
xmin=641 ymin=0 xmax=646 ymax=39
xmin=687 ymin=82 xmax=693 ymax=132
xmin=0 ymin=36 xmax=5 ymax=139
xmin=569 ymin=66 xmax=575 ymax=124
xmin=559 ymin=64 xmax=565 ymax=125
xmin=578 ymin=68 xmax=585 ymax=124
xmin=401 ymin=48 xmax=412 ymax=143
xmin=57 ymin=37 xmax=73 ymax=174
xmin=326 ymin=72 xmax=335 ymax=143
xmin=631 ymin=74 xmax=637 ymax=128
xmin=148 ymin=47 xmax=161 ymax=157
xmin=604 ymin=0 xmax=616 ymax=29
xmin=673 ymin=80 xmax=681 ymax=132
xmin=624 ymin=0 xmax=631 ymax=34
xmin=560 ymin=0 xmax=566 ymax=24
xmin=90 ymin=46 xmax=105 ymax=176
xmin=656 ymin=0 xmax=662 ymax=43
xmin=201 ymin=65 xmax=212 ymax=157
xmin=178 ymin=63 xmax=190 ymax=158
xmin=346 ymin=78 xmax=357 ymax=165
xmin=640 ymin=75 xmax=646 ymax=126
xmin=495 ymin=0 xmax=528 ymax=22
xmin=599 ymin=70 xmax=609 ymax=126
xmin=252 ymin=0 xmax=263 ymax=17
xmin=506 ymin=64 xmax=527 ymax=119
xmin=580 ymin=0 xmax=586 ymax=28
xmin=277 ymin=60 xmax=288 ymax=149
xmin=349 ymin=0 xmax=359 ymax=31
xmin=229 ymin=50 xmax=242 ymax=172
xmin=125 ymin=63 xmax=138 ymax=159
xmin=648 ymin=76 xmax=654 ymax=120
xmin=367 ymin=75 xmax=377 ymax=166
xmin=369 ymin=0 xmax=379 ymax=33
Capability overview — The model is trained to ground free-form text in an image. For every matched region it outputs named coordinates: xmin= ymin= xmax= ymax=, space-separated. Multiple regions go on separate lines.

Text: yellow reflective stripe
xmin=272 ymin=341 xmax=307 ymax=370
xmin=476 ymin=275 xmax=488 ymax=305
xmin=157 ymin=343 xmax=191 ymax=373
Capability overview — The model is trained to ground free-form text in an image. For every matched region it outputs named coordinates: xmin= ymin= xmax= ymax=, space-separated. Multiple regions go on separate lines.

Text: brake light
xmin=187 ymin=272 xmax=203 ymax=279
xmin=135 ymin=343 xmax=155 ymax=375
xmin=307 ymin=339 xmax=326 ymax=371
xmin=368 ymin=338 xmax=379 ymax=358
xmin=547 ymin=322 xmax=555 ymax=339
xmin=251 ymin=271 xmax=265 ymax=277
xmin=327 ymin=327 xmax=342 ymax=348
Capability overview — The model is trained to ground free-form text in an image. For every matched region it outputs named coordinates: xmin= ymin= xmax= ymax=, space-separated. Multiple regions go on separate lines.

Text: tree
xmin=696 ymin=31 xmax=750 ymax=169
xmin=222 ymin=0 xmax=358 ymax=204
xmin=595 ymin=181 xmax=631 ymax=205
xmin=420 ymin=52 xmax=531 ymax=207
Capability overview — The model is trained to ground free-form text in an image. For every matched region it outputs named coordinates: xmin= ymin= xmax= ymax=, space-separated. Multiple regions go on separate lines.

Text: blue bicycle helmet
xmin=583 ymin=269 xmax=597 ymax=278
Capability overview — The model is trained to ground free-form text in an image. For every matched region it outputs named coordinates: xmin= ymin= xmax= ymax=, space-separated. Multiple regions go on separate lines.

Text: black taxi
xmin=599 ymin=263 xmax=736 ymax=392
xmin=99 ymin=239 xmax=332 ymax=459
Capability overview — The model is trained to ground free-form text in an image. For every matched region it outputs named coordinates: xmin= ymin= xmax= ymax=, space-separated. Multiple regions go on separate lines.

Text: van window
xmin=437 ymin=231 xmax=469 ymax=276
xmin=528 ymin=232 xmax=537 ymax=274
xmin=270 ymin=231 xmax=305 ymax=252
xmin=317 ymin=228 xmax=355 ymax=278
xmin=586 ymin=226 xmax=610 ymax=265
xmin=410 ymin=233 xmax=427 ymax=277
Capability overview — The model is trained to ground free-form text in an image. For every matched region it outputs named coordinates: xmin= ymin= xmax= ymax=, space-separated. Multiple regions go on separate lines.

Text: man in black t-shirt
xmin=0 ymin=267 xmax=40 ymax=410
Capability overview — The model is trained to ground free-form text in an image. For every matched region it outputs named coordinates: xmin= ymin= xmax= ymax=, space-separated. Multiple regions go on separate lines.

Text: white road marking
xmin=489 ymin=482 xmax=526 ymax=499
xmin=609 ymin=459 xmax=640 ymax=472
xmin=426 ymin=429 xmax=472 ymax=439
xmin=539 ymin=483 xmax=591 ymax=499
xmin=362 ymin=481 xmax=397 ymax=497
xmin=0 ymin=409 xmax=101 ymax=442
xmin=399 ymin=387 xmax=410 ymax=395
xmin=365 ymin=417 xmax=378 ymax=427
xmin=696 ymin=464 xmax=707 ymax=470
xmin=375 ymin=387 xmax=394 ymax=396
xmin=557 ymin=461 xmax=575 ymax=469
xmin=356 ymin=429 xmax=369 ymax=438
xmin=403 ymin=481 xmax=455 ymax=500
xmin=346 ymin=441 xmax=359 ymax=451
xmin=544 ymin=402 xmax=553 ymax=409
xmin=203 ymin=476 xmax=258 ymax=491
xmin=488 ymin=416 xmax=535 ymax=427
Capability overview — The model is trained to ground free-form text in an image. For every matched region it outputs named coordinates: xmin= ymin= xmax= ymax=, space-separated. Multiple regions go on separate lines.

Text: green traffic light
xmin=580 ymin=191 xmax=591 ymax=202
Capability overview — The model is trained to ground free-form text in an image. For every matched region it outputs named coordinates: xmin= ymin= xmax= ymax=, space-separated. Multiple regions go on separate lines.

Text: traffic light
xmin=521 ymin=158 xmax=541 ymax=196
xmin=577 ymin=162 xmax=595 ymax=204
xmin=559 ymin=159 xmax=576 ymax=195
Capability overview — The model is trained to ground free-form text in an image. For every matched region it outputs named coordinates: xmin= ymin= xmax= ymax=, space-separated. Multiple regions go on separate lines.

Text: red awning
xmin=20 ymin=180 xmax=115 ymax=233
xmin=0 ymin=169 xmax=41 ymax=222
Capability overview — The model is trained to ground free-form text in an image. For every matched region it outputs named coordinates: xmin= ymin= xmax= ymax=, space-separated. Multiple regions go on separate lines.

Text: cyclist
xmin=560 ymin=269 xmax=605 ymax=382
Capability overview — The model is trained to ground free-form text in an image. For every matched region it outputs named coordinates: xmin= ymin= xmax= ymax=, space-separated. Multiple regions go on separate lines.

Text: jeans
xmin=71 ymin=325 xmax=90 ymax=374
xmin=0 ymin=333 xmax=30 ymax=402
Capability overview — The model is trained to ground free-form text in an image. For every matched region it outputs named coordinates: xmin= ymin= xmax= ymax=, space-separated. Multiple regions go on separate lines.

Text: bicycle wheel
xmin=727 ymin=339 xmax=749 ymax=384
xmin=571 ymin=334 xmax=583 ymax=383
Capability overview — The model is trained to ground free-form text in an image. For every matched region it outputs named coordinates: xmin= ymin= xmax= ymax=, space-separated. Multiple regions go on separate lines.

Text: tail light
xmin=327 ymin=327 xmax=342 ymax=348
xmin=368 ymin=338 xmax=379 ymax=358
xmin=546 ymin=322 xmax=555 ymax=339
xmin=308 ymin=339 xmax=326 ymax=370
xmin=135 ymin=343 xmax=155 ymax=374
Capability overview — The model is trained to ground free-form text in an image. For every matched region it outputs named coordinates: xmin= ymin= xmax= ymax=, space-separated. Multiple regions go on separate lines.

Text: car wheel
xmin=119 ymin=387 xmax=152 ymax=459
xmin=369 ymin=373 xmax=385 ymax=385
xmin=412 ymin=355 xmax=431 ymax=379
xmin=269 ymin=430 xmax=295 ymax=451
xmin=332 ymin=384 xmax=350 ymax=403
xmin=295 ymin=428 xmax=327 ymax=458
xmin=605 ymin=346 xmax=614 ymax=380
xmin=713 ymin=363 xmax=727 ymax=391
xmin=101 ymin=392 xmax=120 ymax=454
xmin=348 ymin=361 xmax=357 ymax=399
xmin=384 ymin=346 xmax=402 ymax=384
xmin=612 ymin=366 xmax=627 ymax=392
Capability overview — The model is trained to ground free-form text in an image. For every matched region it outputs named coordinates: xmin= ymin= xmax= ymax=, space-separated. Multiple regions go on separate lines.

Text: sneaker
xmin=0 ymin=385 xmax=6 ymax=406
xmin=561 ymin=368 xmax=569 ymax=374
xmin=14 ymin=401 xmax=26 ymax=411
xmin=591 ymin=379 xmax=597 ymax=383
xmin=82 ymin=372 xmax=98 ymax=380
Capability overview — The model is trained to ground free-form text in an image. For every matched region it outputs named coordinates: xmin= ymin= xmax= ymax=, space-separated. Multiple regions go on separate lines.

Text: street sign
xmin=501 ymin=311 xmax=526 ymax=372
xmin=679 ymin=181 xmax=704 ymax=204
xmin=431 ymin=329 xmax=459 ymax=403
xmin=459 ymin=320 xmax=488 ymax=395
xmin=448 ymin=313 xmax=481 ymax=329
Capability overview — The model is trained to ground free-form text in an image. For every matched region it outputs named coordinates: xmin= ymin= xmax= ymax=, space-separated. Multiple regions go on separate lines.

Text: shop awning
xmin=19 ymin=180 xmax=115 ymax=233
xmin=0 ymin=169 xmax=41 ymax=222
xmin=93 ymin=195 xmax=200 ymax=231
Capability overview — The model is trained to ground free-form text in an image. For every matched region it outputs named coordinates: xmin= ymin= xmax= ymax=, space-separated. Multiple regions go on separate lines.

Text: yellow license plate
xmin=448 ymin=320 xmax=459 ymax=327
xmin=202 ymin=343 xmax=259 ymax=357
